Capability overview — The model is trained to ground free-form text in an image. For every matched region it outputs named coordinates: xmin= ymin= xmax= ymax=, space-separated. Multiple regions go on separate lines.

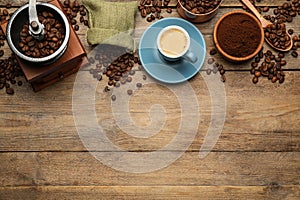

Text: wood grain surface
xmin=0 ymin=0 xmax=299 ymax=199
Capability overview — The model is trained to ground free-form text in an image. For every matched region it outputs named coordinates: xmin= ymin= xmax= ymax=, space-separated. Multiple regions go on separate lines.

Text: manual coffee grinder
xmin=2 ymin=0 xmax=86 ymax=91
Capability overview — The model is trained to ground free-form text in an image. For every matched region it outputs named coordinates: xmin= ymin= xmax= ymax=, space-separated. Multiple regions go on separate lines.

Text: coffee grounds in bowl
xmin=216 ymin=13 xmax=262 ymax=57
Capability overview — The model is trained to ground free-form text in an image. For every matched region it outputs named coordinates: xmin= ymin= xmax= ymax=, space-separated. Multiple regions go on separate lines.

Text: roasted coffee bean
xmin=127 ymin=89 xmax=133 ymax=95
xmin=166 ymin=8 xmax=172 ymax=13
xmin=220 ymin=75 xmax=226 ymax=82
xmin=2 ymin=9 xmax=8 ymax=16
xmin=279 ymin=76 xmax=285 ymax=84
xmin=278 ymin=53 xmax=285 ymax=58
xmin=71 ymin=19 xmax=76 ymax=25
xmin=255 ymin=71 xmax=261 ymax=77
xmin=208 ymin=58 xmax=215 ymax=64
xmin=271 ymin=76 xmax=277 ymax=83
xmin=146 ymin=16 xmax=152 ymax=22
xmin=10 ymin=79 xmax=16 ymax=85
xmin=64 ymin=0 xmax=70 ymax=6
xmin=288 ymin=29 xmax=294 ymax=35
xmin=220 ymin=69 xmax=225 ymax=75
xmin=280 ymin=60 xmax=287 ymax=66
xmin=251 ymin=62 xmax=258 ymax=68
xmin=17 ymin=81 xmax=23 ymax=86
xmin=141 ymin=9 xmax=147 ymax=17
xmin=74 ymin=25 xmax=79 ymax=31
xmin=6 ymin=87 xmax=14 ymax=95
xmin=210 ymin=48 xmax=217 ymax=55
xmin=111 ymin=95 xmax=116 ymax=101
xmin=292 ymin=35 xmax=299 ymax=42
xmin=126 ymin=76 xmax=132 ymax=82
xmin=150 ymin=14 xmax=155 ymax=20
xmin=80 ymin=16 xmax=84 ymax=23
xmin=0 ymin=50 xmax=4 ymax=57
xmin=252 ymin=76 xmax=259 ymax=84
xmin=291 ymin=51 xmax=298 ymax=57
xmin=136 ymin=83 xmax=142 ymax=88
xmin=216 ymin=64 xmax=222 ymax=72
xmin=262 ymin=6 xmax=269 ymax=12
xmin=206 ymin=68 xmax=212 ymax=75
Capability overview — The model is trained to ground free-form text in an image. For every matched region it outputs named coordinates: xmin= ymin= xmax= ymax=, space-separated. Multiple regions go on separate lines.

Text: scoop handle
xmin=240 ymin=0 xmax=271 ymax=28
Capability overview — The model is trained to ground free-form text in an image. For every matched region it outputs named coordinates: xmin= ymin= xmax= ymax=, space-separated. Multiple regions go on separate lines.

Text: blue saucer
xmin=138 ymin=18 xmax=206 ymax=84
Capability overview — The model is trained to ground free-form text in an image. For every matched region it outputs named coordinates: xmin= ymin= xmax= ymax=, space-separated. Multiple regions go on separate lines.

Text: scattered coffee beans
xmin=87 ymin=45 xmax=143 ymax=93
xmin=250 ymin=48 xmax=286 ymax=84
xmin=0 ymin=54 xmax=24 ymax=95
xmin=138 ymin=0 xmax=171 ymax=22
xmin=0 ymin=8 xmax=25 ymax=96
xmin=63 ymin=0 xmax=89 ymax=30
xmin=19 ymin=11 xmax=65 ymax=58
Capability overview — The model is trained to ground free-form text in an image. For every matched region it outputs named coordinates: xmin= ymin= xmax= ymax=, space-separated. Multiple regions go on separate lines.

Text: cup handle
xmin=182 ymin=50 xmax=197 ymax=63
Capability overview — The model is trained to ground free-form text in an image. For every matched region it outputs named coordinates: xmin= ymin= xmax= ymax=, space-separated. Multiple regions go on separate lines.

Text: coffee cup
xmin=157 ymin=25 xmax=197 ymax=63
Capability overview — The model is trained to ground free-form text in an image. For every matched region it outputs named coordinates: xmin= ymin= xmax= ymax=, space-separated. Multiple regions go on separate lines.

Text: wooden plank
xmin=0 ymin=71 xmax=299 ymax=152
xmin=0 ymin=185 xmax=299 ymax=200
xmin=0 ymin=152 xmax=299 ymax=186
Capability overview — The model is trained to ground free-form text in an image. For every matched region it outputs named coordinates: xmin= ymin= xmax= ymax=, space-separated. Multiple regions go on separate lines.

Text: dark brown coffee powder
xmin=217 ymin=13 xmax=262 ymax=57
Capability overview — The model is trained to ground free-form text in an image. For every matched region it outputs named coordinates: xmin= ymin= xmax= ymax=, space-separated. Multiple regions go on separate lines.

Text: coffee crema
xmin=159 ymin=28 xmax=188 ymax=56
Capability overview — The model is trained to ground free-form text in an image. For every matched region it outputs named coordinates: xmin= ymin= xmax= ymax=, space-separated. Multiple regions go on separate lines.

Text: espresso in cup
xmin=159 ymin=27 xmax=188 ymax=56
xmin=157 ymin=25 xmax=197 ymax=63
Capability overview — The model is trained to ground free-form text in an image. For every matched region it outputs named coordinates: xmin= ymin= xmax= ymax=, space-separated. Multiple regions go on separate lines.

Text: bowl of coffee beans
xmin=213 ymin=10 xmax=264 ymax=62
xmin=6 ymin=2 xmax=70 ymax=64
xmin=177 ymin=0 xmax=223 ymax=23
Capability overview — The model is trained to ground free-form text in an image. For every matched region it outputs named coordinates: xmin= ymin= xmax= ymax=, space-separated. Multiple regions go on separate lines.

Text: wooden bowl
xmin=213 ymin=10 xmax=264 ymax=63
xmin=177 ymin=0 xmax=223 ymax=23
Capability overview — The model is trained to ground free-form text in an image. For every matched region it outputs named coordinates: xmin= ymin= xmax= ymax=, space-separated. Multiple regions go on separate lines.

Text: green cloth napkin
xmin=83 ymin=0 xmax=138 ymax=52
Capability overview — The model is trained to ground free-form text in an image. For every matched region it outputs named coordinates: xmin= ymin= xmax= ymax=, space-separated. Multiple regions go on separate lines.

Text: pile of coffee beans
xmin=138 ymin=0 xmax=171 ymax=22
xmin=0 ymin=4 xmax=24 ymax=95
xmin=19 ymin=11 xmax=65 ymax=58
xmin=0 ymin=53 xmax=24 ymax=95
xmin=179 ymin=0 xmax=222 ymax=14
xmin=86 ymin=45 xmax=144 ymax=100
xmin=264 ymin=22 xmax=292 ymax=51
xmin=62 ymin=0 xmax=89 ymax=31
xmin=250 ymin=48 xmax=286 ymax=84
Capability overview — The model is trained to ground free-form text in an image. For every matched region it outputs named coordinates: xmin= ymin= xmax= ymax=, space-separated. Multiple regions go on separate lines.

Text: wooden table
xmin=0 ymin=0 xmax=299 ymax=199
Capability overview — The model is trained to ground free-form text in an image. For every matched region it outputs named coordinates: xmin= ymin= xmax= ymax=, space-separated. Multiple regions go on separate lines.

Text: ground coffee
xmin=217 ymin=13 xmax=262 ymax=57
